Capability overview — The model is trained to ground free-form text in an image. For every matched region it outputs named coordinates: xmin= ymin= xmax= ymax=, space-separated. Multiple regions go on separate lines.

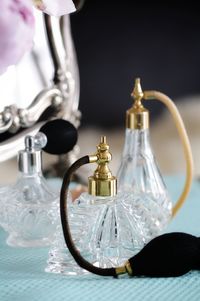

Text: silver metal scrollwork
xmin=0 ymin=14 xmax=81 ymax=162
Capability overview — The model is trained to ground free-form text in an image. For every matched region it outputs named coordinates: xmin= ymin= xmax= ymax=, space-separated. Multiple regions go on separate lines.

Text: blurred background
xmin=71 ymin=1 xmax=200 ymax=127
xmin=0 ymin=1 xmax=200 ymax=183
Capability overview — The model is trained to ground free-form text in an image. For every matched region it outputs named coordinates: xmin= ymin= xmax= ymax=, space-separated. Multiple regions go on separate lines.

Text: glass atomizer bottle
xmin=117 ymin=77 xmax=193 ymax=219
xmin=0 ymin=133 xmax=59 ymax=247
xmin=47 ymin=136 xmax=153 ymax=275
xmin=117 ymin=78 xmax=172 ymax=235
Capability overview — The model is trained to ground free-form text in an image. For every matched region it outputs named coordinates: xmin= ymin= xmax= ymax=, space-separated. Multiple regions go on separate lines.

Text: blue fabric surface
xmin=1 ymin=176 xmax=200 ymax=301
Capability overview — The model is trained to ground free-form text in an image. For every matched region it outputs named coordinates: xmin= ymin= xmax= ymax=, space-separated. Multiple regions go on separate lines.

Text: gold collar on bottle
xmin=88 ymin=136 xmax=117 ymax=197
xmin=126 ymin=78 xmax=149 ymax=130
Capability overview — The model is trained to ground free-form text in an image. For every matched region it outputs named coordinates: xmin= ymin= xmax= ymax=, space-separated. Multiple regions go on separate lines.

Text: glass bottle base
xmin=45 ymin=262 xmax=89 ymax=276
xmin=6 ymin=234 xmax=51 ymax=248
xmin=46 ymin=249 xmax=89 ymax=276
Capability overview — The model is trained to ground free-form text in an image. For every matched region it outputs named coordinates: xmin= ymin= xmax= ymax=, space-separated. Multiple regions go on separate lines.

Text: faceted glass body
xmin=0 ymin=172 xmax=59 ymax=247
xmin=117 ymin=128 xmax=172 ymax=232
xmin=47 ymin=192 xmax=137 ymax=275
xmin=47 ymin=128 xmax=172 ymax=275
xmin=47 ymin=188 xmax=171 ymax=275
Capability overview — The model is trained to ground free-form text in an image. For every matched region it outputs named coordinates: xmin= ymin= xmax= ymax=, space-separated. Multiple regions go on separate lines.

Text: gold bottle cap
xmin=88 ymin=136 xmax=117 ymax=197
xmin=126 ymin=78 xmax=149 ymax=130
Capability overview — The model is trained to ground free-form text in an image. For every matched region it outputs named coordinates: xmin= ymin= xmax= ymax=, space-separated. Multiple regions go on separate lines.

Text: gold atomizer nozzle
xmin=88 ymin=136 xmax=117 ymax=197
xmin=126 ymin=78 xmax=149 ymax=130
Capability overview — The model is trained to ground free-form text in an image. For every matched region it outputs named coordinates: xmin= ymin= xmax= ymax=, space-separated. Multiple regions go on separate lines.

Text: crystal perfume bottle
xmin=117 ymin=78 xmax=172 ymax=238
xmin=47 ymin=136 xmax=170 ymax=275
xmin=0 ymin=133 xmax=59 ymax=247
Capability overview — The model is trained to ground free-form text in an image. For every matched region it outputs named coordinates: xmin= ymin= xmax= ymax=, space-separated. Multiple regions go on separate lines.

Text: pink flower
xmin=0 ymin=0 xmax=76 ymax=75
xmin=33 ymin=0 xmax=76 ymax=17
xmin=0 ymin=0 xmax=35 ymax=74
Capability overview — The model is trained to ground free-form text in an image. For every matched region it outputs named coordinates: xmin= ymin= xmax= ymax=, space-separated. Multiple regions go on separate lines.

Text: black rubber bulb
xmin=129 ymin=232 xmax=200 ymax=277
xmin=40 ymin=119 xmax=78 ymax=155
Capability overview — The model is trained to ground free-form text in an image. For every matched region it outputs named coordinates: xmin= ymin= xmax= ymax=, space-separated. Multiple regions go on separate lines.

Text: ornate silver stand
xmin=0 ymin=14 xmax=81 ymax=169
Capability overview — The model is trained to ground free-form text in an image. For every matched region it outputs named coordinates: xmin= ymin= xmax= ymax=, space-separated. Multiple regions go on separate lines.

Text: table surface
xmin=1 ymin=176 xmax=200 ymax=301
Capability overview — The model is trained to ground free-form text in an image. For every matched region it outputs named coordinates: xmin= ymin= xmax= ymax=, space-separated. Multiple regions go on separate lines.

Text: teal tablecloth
xmin=1 ymin=176 xmax=200 ymax=301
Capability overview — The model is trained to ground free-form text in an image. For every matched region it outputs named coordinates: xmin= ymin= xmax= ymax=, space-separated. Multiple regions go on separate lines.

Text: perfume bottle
xmin=117 ymin=79 xmax=172 ymax=232
xmin=0 ymin=133 xmax=59 ymax=247
xmin=48 ymin=136 xmax=168 ymax=276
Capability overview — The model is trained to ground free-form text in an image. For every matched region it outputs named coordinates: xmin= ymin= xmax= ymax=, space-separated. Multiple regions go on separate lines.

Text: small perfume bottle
xmin=48 ymin=136 xmax=167 ymax=275
xmin=117 ymin=78 xmax=172 ymax=233
xmin=0 ymin=133 xmax=59 ymax=247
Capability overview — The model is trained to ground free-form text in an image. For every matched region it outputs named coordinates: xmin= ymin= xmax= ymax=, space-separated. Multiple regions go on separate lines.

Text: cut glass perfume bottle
xmin=0 ymin=133 xmax=59 ymax=247
xmin=117 ymin=78 xmax=172 ymax=240
xmin=47 ymin=135 xmax=171 ymax=275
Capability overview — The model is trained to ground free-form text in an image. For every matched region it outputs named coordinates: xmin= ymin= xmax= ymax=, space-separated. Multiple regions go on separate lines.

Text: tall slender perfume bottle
xmin=0 ymin=133 xmax=59 ymax=247
xmin=117 ymin=79 xmax=172 ymax=228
